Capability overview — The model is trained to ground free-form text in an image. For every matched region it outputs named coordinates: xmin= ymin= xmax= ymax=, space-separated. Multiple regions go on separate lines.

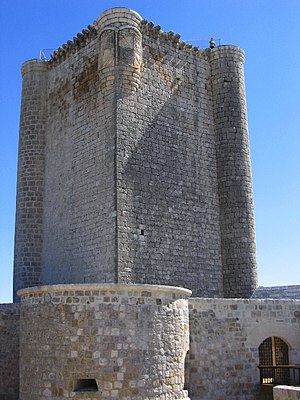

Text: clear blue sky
xmin=0 ymin=0 xmax=299 ymax=303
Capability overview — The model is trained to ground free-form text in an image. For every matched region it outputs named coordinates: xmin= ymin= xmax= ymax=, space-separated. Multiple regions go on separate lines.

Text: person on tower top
xmin=209 ymin=38 xmax=216 ymax=49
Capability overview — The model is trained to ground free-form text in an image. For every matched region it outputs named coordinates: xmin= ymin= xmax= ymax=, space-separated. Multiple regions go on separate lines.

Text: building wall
xmin=14 ymin=7 xmax=257 ymax=299
xmin=0 ymin=304 xmax=20 ymax=400
xmin=273 ymin=386 xmax=300 ymax=400
xmin=13 ymin=60 xmax=48 ymax=301
xmin=252 ymin=285 xmax=300 ymax=299
xmin=41 ymin=26 xmax=117 ymax=286
xmin=211 ymin=47 xmax=257 ymax=298
xmin=116 ymin=20 xmax=224 ymax=297
xmin=188 ymin=298 xmax=300 ymax=400
xmin=18 ymin=284 xmax=191 ymax=400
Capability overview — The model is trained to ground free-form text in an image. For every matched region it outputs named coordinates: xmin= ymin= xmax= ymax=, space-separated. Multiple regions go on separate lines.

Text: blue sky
xmin=0 ymin=0 xmax=299 ymax=303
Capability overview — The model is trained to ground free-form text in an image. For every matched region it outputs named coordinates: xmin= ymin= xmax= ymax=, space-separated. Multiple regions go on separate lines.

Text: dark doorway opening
xmin=74 ymin=378 xmax=99 ymax=392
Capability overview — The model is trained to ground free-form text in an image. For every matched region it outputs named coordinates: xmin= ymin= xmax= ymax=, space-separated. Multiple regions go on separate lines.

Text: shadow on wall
xmin=117 ymin=47 xmax=224 ymax=297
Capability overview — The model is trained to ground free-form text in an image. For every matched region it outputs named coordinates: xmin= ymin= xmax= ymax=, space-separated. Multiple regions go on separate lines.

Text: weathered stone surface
xmin=189 ymin=298 xmax=300 ymax=400
xmin=252 ymin=285 xmax=300 ymax=299
xmin=18 ymin=284 xmax=191 ymax=400
xmin=13 ymin=7 xmax=257 ymax=300
xmin=273 ymin=386 xmax=300 ymax=400
xmin=0 ymin=304 xmax=20 ymax=400
xmin=211 ymin=46 xmax=257 ymax=298
xmin=13 ymin=60 xmax=48 ymax=302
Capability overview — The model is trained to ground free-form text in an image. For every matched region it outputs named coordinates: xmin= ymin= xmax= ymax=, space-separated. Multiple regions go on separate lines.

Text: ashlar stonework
xmin=1 ymin=7 xmax=299 ymax=400
xmin=13 ymin=7 xmax=257 ymax=301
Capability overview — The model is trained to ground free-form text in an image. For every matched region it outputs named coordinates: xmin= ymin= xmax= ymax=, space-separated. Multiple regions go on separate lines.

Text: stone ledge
xmin=21 ymin=59 xmax=48 ymax=77
xmin=17 ymin=283 xmax=192 ymax=298
xmin=273 ymin=385 xmax=300 ymax=400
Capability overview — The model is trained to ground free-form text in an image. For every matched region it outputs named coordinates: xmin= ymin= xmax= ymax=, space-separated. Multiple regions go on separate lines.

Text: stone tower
xmin=14 ymin=7 xmax=257 ymax=301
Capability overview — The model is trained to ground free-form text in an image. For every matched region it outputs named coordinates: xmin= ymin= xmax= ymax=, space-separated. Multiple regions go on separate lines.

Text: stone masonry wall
xmin=252 ymin=285 xmax=300 ymax=299
xmin=18 ymin=284 xmax=191 ymax=400
xmin=211 ymin=47 xmax=257 ymax=298
xmin=14 ymin=7 xmax=257 ymax=299
xmin=116 ymin=21 xmax=224 ymax=297
xmin=41 ymin=26 xmax=117 ymax=285
xmin=13 ymin=60 xmax=48 ymax=301
xmin=0 ymin=304 xmax=20 ymax=400
xmin=188 ymin=298 xmax=300 ymax=400
xmin=273 ymin=386 xmax=300 ymax=400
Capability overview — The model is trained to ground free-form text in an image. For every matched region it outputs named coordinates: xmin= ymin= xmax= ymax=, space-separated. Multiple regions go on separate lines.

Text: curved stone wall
xmin=95 ymin=8 xmax=143 ymax=93
xmin=210 ymin=45 xmax=258 ymax=298
xmin=13 ymin=59 xmax=48 ymax=302
xmin=18 ymin=284 xmax=191 ymax=400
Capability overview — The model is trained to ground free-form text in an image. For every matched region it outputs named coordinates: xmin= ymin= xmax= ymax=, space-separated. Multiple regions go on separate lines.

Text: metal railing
xmin=182 ymin=38 xmax=221 ymax=48
xmin=258 ymin=365 xmax=300 ymax=386
xmin=39 ymin=49 xmax=55 ymax=60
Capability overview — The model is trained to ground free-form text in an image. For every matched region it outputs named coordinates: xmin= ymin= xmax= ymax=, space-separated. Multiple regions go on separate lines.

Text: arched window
xmin=258 ymin=336 xmax=289 ymax=384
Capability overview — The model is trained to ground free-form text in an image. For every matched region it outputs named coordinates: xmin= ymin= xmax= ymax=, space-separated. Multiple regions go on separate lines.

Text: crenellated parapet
xmin=14 ymin=8 xmax=258 ymax=301
xmin=48 ymin=25 xmax=97 ymax=66
xmin=47 ymin=9 xmax=210 ymax=71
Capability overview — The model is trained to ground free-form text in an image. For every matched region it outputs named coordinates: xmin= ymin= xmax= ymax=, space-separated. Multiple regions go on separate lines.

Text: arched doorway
xmin=258 ymin=336 xmax=290 ymax=384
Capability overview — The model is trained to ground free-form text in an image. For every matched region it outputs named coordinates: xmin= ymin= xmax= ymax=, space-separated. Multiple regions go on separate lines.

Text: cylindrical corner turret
xmin=13 ymin=59 xmax=48 ymax=302
xmin=210 ymin=46 xmax=257 ymax=298
xmin=95 ymin=8 xmax=143 ymax=94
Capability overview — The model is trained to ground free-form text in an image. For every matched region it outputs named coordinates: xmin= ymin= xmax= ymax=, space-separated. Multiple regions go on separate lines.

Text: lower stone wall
xmin=2 ymin=290 xmax=300 ymax=400
xmin=188 ymin=298 xmax=300 ymax=400
xmin=0 ymin=303 xmax=20 ymax=400
xmin=252 ymin=285 xmax=300 ymax=299
xmin=273 ymin=386 xmax=300 ymax=399
xmin=18 ymin=283 xmax=191 ymax=400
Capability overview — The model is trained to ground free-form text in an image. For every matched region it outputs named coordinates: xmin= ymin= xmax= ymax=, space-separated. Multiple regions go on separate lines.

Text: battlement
xmin=47 ymin=8 xmax=215 ymax=68
xmin=14 ymin=7 xmax=257 ymax=300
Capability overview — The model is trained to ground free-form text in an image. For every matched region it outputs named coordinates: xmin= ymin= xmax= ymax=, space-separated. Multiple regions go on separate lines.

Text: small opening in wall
xmin=74 ymin=379 xmax=99 ymax=392
xmin=140 ymin=229 xmax=145 ymax=236
xmin=184 ymin=350 xmax=190 ymax=391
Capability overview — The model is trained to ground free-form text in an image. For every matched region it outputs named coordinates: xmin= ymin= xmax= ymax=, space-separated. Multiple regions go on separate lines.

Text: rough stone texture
xmin=211 ymin=46 xmax=257 ymax=298
xmin=18 ymin=284 xmax=191 ymax=400
xmin=116 ymin=23 xmax=223 ymax=297
xmin=188 ymin=298 xmax=300 ymax=400
xmin=13 ymin=7 xmax=258 ymax=300
xmin=273 ymin=386 xmax=300 ymax=400
xmin=13 ymin=60 xmax=48 ymax=302
xmin=0 ymin=304 xmax=20 ymax=400
xmin=41 ymin=21 xmax=116 ymax=287
xmin=252 ymin=285 xmax=300 ymax=299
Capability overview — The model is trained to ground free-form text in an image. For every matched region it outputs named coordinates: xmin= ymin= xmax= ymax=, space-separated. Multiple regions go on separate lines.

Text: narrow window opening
xmin=140 ymin=229 xmax=144 ymax=236
xmin=183 ymin=350 xmax=190 ymax=391
xmin=74 ymin=379 xmax=99 ymax=392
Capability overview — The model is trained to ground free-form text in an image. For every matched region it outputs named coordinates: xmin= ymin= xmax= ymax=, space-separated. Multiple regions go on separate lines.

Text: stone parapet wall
xmin=18 ymin=284 xmax=191 ymax=400
xmin=0 ymin=304 xmax=20 ymax=400
xmin=188 ymin=298 xmax=300 ymax=400
xmin=252 ymin=285 xmax=300 ymax=299
xmin=273 ymin=386 xmax=300 ymax=400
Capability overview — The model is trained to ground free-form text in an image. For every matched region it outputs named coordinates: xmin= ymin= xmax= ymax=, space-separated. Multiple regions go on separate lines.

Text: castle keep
xmin=14 ymin=8 xmax=257 ymax=301
xmin=1 ymin=7 xmax=300 ymax=400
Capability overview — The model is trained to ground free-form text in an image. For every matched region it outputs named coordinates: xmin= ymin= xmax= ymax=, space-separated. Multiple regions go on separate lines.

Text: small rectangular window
xmin=74 ymin=379 xmax=98 ymax=392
